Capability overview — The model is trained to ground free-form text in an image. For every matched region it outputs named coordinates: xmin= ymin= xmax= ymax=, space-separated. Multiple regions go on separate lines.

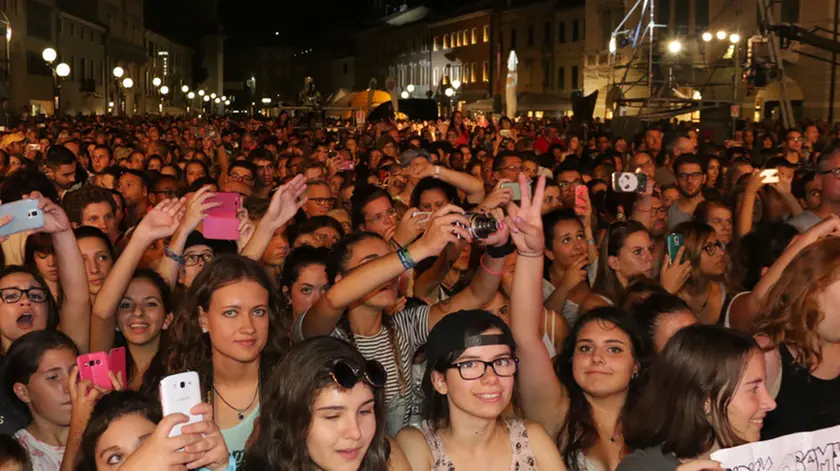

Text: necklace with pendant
xmin=213 ymin=381 xmax=259 ymax=421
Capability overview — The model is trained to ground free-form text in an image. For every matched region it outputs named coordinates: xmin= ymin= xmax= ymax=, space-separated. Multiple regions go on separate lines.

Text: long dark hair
xmin=119 ymin=269 xmax=171 ymax=397
xmin=165 ymin=254 xmax=290 ymax=398
xmin=593 ymin=221 xmax=650 ymax=303
xmin=326 ymin=232 xmax=407 ymax=394
xmin=73 ymin=391 xmax=162 ymax=471
xmin=243 ymin=337 xmax=390 ymax=471
xmin=623 ymin=325 xmax=759 ymax=458
xmin=554 ymin=307 xmax=651 ymax=471
xmin=4 ymin=330 xmax=79 ymax=420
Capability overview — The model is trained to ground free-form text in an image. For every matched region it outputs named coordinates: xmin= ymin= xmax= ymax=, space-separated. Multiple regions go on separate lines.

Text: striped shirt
xmin=295 ymin=305 xmax=431 ymax=432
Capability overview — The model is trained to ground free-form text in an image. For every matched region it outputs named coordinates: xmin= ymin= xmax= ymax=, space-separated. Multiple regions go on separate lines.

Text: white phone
xmin=760 ymin=169 xmax=780 ymax=184
xmin=159 ymin=371 xmax=202 ymax=437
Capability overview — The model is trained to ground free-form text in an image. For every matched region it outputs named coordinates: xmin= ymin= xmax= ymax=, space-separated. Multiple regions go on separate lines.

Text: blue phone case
xmin=0 ymin=200 xmax=44 ymax=237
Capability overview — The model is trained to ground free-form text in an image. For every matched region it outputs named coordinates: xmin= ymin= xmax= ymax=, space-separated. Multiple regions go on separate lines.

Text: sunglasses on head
xmin=329 ymin=360 xmax=387 ymax=390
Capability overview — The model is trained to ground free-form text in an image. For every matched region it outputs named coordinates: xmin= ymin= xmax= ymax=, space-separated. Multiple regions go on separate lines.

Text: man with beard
xmin=668 ymin=153 xmax=706 ymax=230
xmin=648 ymin=195 xmax=669 ymax=273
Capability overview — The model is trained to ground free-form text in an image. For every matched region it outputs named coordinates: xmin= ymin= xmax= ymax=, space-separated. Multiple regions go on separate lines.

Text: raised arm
xmin=427 ymin=209 xmax=511 ymax=328
xmin=302 ymin=205 xmax=470 ymax=338
xmin=156 ymin=186 xmax=219 ymax=289
xmin=241 ymin=175 xmax=307 ymax=261
xmin=731 ymin=215 xmax=840 ymax=331
xmin=90 ymin=199 xmax=184 ymax=353
xmin=30 ymin=193 xmax=92 ymax=352
xmin=506 ymin=175 xmax=569 ymax=436
xmin=412 ymin=157 xmax=486 ymax=203
xmin=736 ymin=171 xmax=763 ymax=237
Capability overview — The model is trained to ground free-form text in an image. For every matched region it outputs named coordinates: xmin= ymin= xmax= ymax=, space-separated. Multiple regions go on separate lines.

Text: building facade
xmin=0 ymin=0 xmax=216 ymax=116
xmin=429 ymin=9 xmax=492 ymax=107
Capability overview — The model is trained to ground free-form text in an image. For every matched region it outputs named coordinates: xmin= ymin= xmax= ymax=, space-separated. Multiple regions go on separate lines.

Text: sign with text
xmin=711 ymin=425 xmax=840 ymax=471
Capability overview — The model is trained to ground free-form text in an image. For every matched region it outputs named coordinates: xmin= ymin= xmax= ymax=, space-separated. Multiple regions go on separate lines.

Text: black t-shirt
xmin=0 ymin=357 xmax=27 ymax=435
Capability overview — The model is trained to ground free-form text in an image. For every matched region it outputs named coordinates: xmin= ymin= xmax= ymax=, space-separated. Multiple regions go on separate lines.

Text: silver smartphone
xmin=0 ymin=199 xmax=44 ymax=237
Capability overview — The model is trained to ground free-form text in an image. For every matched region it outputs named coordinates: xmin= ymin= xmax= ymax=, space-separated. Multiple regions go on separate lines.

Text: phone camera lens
xmin=180 ymin=381 xmax=185 ymax=388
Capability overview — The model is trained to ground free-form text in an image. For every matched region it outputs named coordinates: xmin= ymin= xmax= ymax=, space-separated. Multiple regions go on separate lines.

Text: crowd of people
xmin=0 ymin=109 xmax=834 ymax=471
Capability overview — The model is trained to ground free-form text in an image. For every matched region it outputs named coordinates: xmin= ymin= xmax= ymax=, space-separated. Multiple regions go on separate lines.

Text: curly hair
xmin=165 ymin=254 xmax=290 ymax=398
xmin=61 ymin=184 xmax=117 ymax=225
xmin=243 ymin=337 xmax=390 ymax=471
xmin=752 ymin=237 xmax=840 ymax=370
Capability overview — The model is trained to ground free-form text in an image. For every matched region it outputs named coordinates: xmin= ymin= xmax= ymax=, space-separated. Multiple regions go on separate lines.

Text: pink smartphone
xmin=204 ymin=192 xmax=241 ymax=240
xmin=77 ymin=353 xmax=113 ymax=389
xmin=575 ymin=185 xmax=588 ymax=208
xmin=108 ymin=347 xmax=126 ymax=384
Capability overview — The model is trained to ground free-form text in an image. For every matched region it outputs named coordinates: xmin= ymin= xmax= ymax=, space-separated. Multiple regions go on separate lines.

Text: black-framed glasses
xmin=184 ymin=251 xmax=214 ymax=267
xmin=228 ymin=172 xmax=254 ymax=183
xmin=330 ymin=360 xmax=387 ymax=389
xmin=448 ymin=357 xmax=519 ymax=380
xmin=557 ymin=180 xmax=584 ymax=189
xmin=0 ymin=287 xmax=48 ymax=304
xmin=678 ymin=172 xmax=704 ymax=181
xmin=703 ymin=240 xmax=726 ymax=256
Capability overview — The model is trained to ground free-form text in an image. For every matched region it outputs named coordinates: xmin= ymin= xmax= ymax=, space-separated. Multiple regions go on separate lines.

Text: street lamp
xmin=261 ymin=97 xmax=272 ymax=104
xmin=152 ymin=77 xmax=162 ymax=87
xmin=702 ymin=32 xmax=713 ymax=42
xmin=729 ymin=33 xmax=741 ymax=44
xmin=160 ymin=85 xmax=169 ymax=95
xmin=181 ymin=85 xmax=189 ymax=93
xmin=667 ymin=39 xmax=682 ymax=54
xmin=42 ymin=48 xmax=69 ymax=116
xmin=122 ymin=77 xmax=133 ymax=89
xmin=401 ymin=91 xmax=409 ymax=99
xmin=224 ymin=100 xmax=231 ymax=106
xmin=42 ymin=48 xmax=57 ymax=63
xmin=211 ymin=92 xmax=217 ymax=99
xmin=113 ymin=66 xmax=124 ymax=78
xmin=406 ymin=84 xmax=415 ymax=93
xmin=198 ymin=89 xmax=205 ymax=96
xmin=203 ymin=95 xmax=210 ymax=102
xmin=609 ymin=36 xmax=617 ymax=53
xmin=452 ymin=79 xmax=461 ymax=90
xmin=716 ymin=30 xmax=727 ymax=40
xmin=187 ymin=91 xmax=195 ymax=99
xmin=214 ymin=97 xmax=220 ymax=104
xmin=444 ymin=87 xmax=455 ymax=97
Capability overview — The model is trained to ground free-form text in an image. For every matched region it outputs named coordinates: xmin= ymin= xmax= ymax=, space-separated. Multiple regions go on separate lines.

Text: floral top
xmin=14 ymin=429 xmax=64 ymax=471
xmin=419 ymin=419 xmax=538 ymax=471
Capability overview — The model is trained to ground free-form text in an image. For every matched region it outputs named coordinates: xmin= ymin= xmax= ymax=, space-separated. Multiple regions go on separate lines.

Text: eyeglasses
xmin=0 ymin=287 xmax=48 ymax=304
xmin=651 ymin=206 xmax=666 ymax=216
xmin=329 ymin=360 xmax=387 ymax=389
xmin=557 ymin=180 xmax=584 ymax=189
xmin=819 ymin=168 xmax=840 ymax=179
xmin=494 ymin=165 xmax=523 ymax=172
xmin=310 ymin=197 xmax=337 ymax=207
xmin=365 ymin=207 xmax=397 ymax=224
xmin=184 ymin=251 xmax=214 ymax=267
xmin=703 ymin=240 xmax=726 ymax=256
xmin=678 ymin=172 xmax=704 ymax=181
xmin=448 ymin=357 xmax=518 ymax=380
xmin=228 ymin=172 xmax=254 ymax=183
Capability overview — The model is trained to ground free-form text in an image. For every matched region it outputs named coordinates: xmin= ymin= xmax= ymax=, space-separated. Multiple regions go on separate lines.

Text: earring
xmin=201 ymin=327 xmax=208 ymax=334
xmin=631 ymin=371 xmax=639 ymax=379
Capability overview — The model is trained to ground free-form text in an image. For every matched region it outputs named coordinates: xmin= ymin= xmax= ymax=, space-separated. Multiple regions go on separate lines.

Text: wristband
xmin=164 ymin=246 xmax=186 ymax=265
xmin=397 ymin=247 xmax=417 ymax=269
xmin=486 ymin=239 xmax=514 ymax=258
xmin=480 ymin=254 xmax=505 ymax=275
xmin=434 ymin=165 xmax=441 ymax=179
xmin=587 ymin=238 xmax=596 ymax=246
xmin=517 ymin=251 xmax=544 ymax=258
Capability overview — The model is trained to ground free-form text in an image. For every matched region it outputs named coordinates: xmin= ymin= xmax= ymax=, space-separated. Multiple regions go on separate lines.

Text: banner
xmin=710 ymin=425 xmax=840 ymax=471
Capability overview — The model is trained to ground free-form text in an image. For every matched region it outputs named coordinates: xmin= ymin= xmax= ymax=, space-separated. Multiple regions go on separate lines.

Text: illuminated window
xmin=443 ymin=35 xmax=449 ymax=49
xmin=471 ymin=63 xmax=477 ymax=83
xmin=471 ymin=28 xmax=477 ymax=44
xmin=482 ymin=61 xmax=489 ymax=82
xmin=483 ymin=25 xmax=490 ymax=42
xmin=434 ymin=36 xmax=439 ymax=51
